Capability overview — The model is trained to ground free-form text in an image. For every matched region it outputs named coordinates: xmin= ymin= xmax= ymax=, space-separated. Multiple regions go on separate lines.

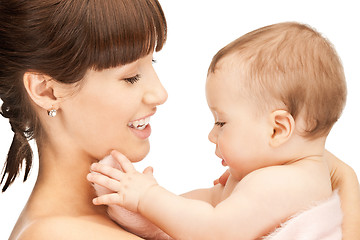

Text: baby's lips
xmin=221 ymin=159 xmax=228 ymax=167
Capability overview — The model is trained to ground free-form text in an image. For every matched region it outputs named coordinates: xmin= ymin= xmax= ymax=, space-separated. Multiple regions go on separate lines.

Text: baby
xmin=87 ymin=22 xmax=346 ymax=239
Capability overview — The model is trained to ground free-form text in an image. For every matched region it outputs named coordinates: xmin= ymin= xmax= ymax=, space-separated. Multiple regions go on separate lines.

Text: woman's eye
xmin=215 ymin=122 xmax=226 ymax=127
xmin=123 ymin=74 xmax=141 ymax=84
xmin=152 ymin=58 xmax=157 ymax=64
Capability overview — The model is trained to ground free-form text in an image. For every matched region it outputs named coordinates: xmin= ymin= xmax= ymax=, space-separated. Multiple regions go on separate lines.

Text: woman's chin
xmin=97 ymin=141 xmax=150 ymax=163
xmin=122 ymin=143 xmax=150 ymax=163
xmin=129 ymin=151 xmax=149 ymax=163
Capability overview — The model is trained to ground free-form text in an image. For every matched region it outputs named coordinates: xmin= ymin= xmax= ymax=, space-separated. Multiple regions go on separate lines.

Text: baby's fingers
xmin=90 ymin=162 xmax=123 ymax=180
xmin=111 ymin=150 xmax=135 ymax=172
xmin=93 ymin=193 xmax=123 ymax=206
xmin=143 ymin=166 xmax=154 ymax=175
xmin=87 ymin=172 xmax=121 ymax=192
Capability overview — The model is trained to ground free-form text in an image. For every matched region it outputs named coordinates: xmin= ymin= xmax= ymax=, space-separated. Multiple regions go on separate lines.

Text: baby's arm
xmin=180 ymin=184 xmax=224 ymax=207
xmin=325 ymin=150 xmax=360 ymax=239
xmin=87 ymin=153 xmax=255 ymax=239
xmin=91 ymin=154 xmax=223 ymax=240
xmin=88 ymin=151 xmax=320 ymax=240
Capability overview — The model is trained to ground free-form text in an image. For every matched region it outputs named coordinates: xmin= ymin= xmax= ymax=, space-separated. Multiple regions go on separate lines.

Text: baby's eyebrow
xmin=209 ymin=108 xmax=227 ymax=119
xmin=208 ymin=107 xmax=218 ymax=114
xmin=211 ymin=107 xmax=224 ymax=114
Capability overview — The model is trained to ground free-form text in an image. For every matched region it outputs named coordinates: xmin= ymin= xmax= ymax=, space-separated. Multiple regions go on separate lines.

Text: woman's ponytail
xmin=1 ymin=131 xmax=33 ymax=192
xmin=0 ymin=100 xmax=35 ymax=192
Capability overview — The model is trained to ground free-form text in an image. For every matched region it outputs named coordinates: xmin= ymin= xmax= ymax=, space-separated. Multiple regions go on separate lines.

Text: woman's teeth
xmin=128 ymin=117 xmax=150 ymax=130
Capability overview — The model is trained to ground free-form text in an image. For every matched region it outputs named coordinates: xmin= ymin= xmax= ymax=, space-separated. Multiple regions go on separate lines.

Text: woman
xmin=1 ymin=0 xmax=166 ymax=238
xmin=0 ymin=0 xmax=359 ymax=239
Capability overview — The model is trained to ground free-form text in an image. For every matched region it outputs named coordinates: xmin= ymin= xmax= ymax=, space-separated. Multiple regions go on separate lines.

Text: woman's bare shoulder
xmin=17 ymin=215 xmax=143 ymax=240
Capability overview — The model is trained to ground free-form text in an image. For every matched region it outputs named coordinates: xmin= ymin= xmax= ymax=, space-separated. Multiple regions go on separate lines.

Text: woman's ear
xmin=269 ymin=110 xmax=295 ymax=147
xmin=23 ymin=72 xmax=58 ymax=112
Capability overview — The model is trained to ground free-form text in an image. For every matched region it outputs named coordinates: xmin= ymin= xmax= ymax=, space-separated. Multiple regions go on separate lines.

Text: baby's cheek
xmin=218 ymin=134 xmax=247 ymax=168
xmin=218 ymin=135 xmax=238 ymax=164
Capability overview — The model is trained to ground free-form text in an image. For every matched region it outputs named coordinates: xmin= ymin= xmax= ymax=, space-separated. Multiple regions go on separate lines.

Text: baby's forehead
xmin=213 ymin=53 xmax=243 ymax=72
xmin=206 ymin=63 xmax=251 ymax=101
xmin=206 ymin=53 xmax=276 ymax=110
xmin=207 ymin=54 xmax=248 ymax=87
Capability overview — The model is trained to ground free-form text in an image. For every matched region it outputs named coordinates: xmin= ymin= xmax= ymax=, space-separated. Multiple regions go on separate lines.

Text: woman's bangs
xmin=87 ymin=0 xmax=167 ymax=70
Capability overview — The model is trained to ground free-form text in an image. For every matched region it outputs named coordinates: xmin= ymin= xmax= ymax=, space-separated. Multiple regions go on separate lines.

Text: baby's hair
xmin=208 ymin=22 xmax=347 ymax=139
xmin=0 ymin=0 xmax=167 ymax=192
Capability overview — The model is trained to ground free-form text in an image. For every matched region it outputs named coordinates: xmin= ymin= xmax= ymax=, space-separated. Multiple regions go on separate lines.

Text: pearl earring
xmin=47 ymin=109 xmax=57 ymax=117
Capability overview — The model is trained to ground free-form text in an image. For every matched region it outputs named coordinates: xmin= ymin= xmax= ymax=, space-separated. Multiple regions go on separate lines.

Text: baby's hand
xmin=87 ymin=150 xmax=158 ymax=213
xmin=90 ymin=154 xmax=171 ymax=239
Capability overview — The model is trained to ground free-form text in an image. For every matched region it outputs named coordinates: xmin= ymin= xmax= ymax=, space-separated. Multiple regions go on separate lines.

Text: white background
xmin=1 ymin=0 xmax=359 ymax=238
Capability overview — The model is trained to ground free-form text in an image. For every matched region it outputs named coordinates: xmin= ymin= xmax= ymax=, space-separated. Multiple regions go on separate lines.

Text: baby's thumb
xmin=143 ymin=166 xmax=154 ymax=175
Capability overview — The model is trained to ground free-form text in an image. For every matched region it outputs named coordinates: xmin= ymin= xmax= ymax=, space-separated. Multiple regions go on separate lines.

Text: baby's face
xmin=206 ymin=60 xmax=273 ymax=180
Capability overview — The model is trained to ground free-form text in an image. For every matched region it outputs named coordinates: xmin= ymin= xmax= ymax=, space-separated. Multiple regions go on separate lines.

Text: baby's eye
xmin=123 ymin=74 xmax=141 ymax=84
xmin=215 ymin=122 xmax=226 ymax=127
xmin=152 ymin=58 xmax=157 ymax=64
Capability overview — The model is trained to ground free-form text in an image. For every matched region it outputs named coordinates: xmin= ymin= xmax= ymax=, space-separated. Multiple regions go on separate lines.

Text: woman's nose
xmin=142 ymin=70 xmax=168 ymax=106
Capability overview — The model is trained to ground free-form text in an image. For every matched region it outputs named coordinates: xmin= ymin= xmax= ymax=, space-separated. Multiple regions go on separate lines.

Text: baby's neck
xmin=279 ymin=134 xmax=327 ymax=165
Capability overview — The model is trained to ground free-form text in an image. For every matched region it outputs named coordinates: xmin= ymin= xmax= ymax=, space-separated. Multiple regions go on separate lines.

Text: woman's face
xmin=59 ymin=53 xmax=167 ymax=162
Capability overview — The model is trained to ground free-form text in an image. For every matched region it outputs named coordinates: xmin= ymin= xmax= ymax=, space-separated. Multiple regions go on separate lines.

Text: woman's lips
xmin=129 ymin=123 xmax=151 ymax=140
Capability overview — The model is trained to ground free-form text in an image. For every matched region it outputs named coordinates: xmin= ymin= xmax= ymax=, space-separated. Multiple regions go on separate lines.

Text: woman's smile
xmin=128 ymin=111 xmax=155 ymax=130
xmin=128 ymin=112 xmax=156 ymax=139
xmin=129 ymin=124 xmax=152 ymax=140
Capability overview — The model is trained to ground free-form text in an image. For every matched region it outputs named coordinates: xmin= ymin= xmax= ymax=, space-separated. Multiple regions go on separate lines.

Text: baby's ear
xmin=269 ymin=110 xmax=295 ymax=147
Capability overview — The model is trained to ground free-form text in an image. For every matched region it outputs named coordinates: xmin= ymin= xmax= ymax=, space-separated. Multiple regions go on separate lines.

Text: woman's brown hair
xmin=0 ymin=0 xmax=167 ymax=192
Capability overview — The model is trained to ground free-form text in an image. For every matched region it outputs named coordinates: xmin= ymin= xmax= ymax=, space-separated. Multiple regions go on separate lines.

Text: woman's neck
xmin=32 ymin=141 xmax=107 ymax=217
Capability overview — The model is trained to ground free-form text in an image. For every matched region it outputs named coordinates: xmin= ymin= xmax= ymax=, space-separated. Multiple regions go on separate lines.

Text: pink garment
xmin=263 ymin=191 xmax=342 ymax=240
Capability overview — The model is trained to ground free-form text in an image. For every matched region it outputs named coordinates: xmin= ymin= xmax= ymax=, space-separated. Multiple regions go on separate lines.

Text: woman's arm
xmin=325 ymin=150 xmax=360 ymax=240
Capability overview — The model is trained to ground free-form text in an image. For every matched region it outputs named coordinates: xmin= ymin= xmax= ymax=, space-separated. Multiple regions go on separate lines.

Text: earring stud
xmin=47 ymin=109 xmax=57 ymax=117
